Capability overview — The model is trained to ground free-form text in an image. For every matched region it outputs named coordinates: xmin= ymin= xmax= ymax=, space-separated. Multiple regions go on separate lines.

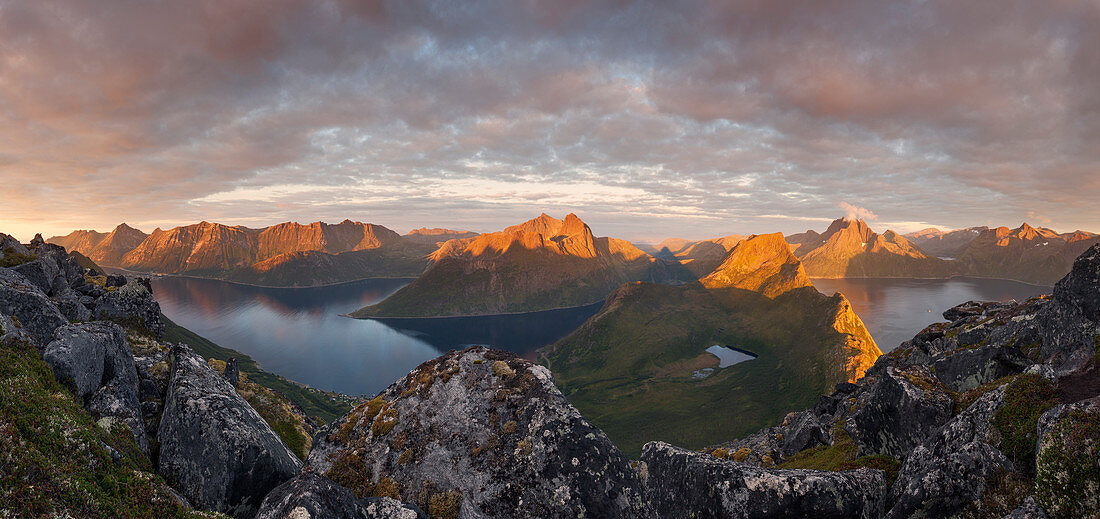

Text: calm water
xmin=811 ymin=277 xmax=1048 ymax=351
xmin=149 ymin=276 xmax=600 ymax=396
xmin=149 ymin=275 xmax=1048 ymax=396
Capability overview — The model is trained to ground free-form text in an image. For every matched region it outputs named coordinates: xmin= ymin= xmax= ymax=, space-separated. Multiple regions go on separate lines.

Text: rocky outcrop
xmin=158 ymin=343 xmax=303 ymax=518
xmin=887 ymin=387 xmax=1013 ymax=518
xmin=92 ymin=279 xmax=165 ymax=338
xmin=308 ymin=346 xmax=653 ymax=519
xmin=43 ymin=322 xmax=147 ymax=452
xmin=255 ymin=472 xmax=426 ymax=519
xmin=843 ymin=365 xmax=954 ymax=458
xmin=640 ymin=442 xmax=888 ymax=519
xmin=0 ymin=268 xmax=68 ymax=346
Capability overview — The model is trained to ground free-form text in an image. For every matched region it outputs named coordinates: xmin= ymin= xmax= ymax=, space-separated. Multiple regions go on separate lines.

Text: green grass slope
xmin=540 ymin=282 xmax=879 ymax=457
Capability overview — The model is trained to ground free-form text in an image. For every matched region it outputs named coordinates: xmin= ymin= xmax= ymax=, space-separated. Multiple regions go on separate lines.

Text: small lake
xmin=811 ymin=277 xmax=1048 ymax=351
xmin=149 ymin=276 xmax=600 ymax=396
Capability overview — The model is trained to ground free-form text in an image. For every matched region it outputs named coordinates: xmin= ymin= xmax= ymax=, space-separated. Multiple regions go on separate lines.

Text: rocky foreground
xmin=2 ymin=231 xmax=1098 ymax=518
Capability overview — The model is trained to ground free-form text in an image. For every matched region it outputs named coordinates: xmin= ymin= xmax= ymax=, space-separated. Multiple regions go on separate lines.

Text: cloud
xmin=0 ymin=0 xmax=1097 ymax=241
xmin=838 ymin=202 xmax=878 ymax=222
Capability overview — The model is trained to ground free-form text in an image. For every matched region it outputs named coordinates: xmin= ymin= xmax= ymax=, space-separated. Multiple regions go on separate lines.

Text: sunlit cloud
xmin=0 ymin=0 xmax=1097 ymax=242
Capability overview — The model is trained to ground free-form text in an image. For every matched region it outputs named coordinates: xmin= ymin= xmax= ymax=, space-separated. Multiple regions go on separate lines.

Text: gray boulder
xmin=0 ymin=232 xmax=29 ymax=256
xmin=158 ymin=343 xmax=303 ymax=518
xmin=93 ymin=279 xmax=164 ymax=337
xmin=308 ymin=346 xmax=653 ymax=519
xmin=43 ymin=322 xmax=147 ymax=452
xmin=640 ymin=442 xmax=888 ymax=519
xmin=53 ymin=291 xmax=92 ymax=322
xmin=932 ymin=341 xmax=1032 ymax=392
xmin=11 ymin=258 xmax=58 ymax=295
xmin=0 ymin=268 xmax=67 ymax=346
xmin=1052 ymin=243 xmax=1100 ymax=322
xmin=887 ymin=387 xmax=1014 ymax=518
xmin=706 ymin=410 xmax=830 ymax=466
xmin=255 ymin=472 xmax=426 ymax=519
xmin=842 ymin=365 xmax=953 ymax=458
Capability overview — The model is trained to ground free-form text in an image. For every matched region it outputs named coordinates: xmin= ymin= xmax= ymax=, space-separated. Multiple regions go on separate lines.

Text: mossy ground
xmin=1036 ymin=408 xmax=1100 ymax=518
xmin=992 ymin=374 xmax=1060 ymax=471
xmin=0 ymin=337 xmax=218 ymax=518
xmin=0 ymin=252 xmax=36 ymax=268
xmin=776 ymin=423 xmax=901 ymax=483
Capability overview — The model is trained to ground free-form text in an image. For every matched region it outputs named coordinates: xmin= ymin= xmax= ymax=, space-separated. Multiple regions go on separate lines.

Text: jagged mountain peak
xmin=700 ymin=232 xmax=812 ymax=297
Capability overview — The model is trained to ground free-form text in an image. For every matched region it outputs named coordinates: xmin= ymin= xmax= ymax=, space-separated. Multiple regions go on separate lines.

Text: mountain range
xmin=786 ymin=217 xmax=955 ymax=278
xmin=50 ymin=220 xmax=447 ymax=286
xmin=541 ymin=233 xmax=881 ymax=455
xmin=353 ymin=213 xmax=686 ymax=317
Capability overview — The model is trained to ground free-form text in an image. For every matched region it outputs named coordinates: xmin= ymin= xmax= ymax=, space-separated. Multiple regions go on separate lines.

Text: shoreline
xmin=808 ymin=274 xmax=1054 ymax=288
xmin=346 ymin=300 xmax=606 ymax=321
xmin=102 ymin=266 xmax=417 ymax=289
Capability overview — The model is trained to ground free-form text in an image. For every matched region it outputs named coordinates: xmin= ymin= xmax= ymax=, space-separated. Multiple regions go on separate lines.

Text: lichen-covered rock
xmin=640 ymin=442 xmax=888 ymax=519
xmin=158 ymin=343 xmax=303 ymax=518
xmin=308 ymin=346 xmax=653 ymax=519
xmin=706 ymin=410 xmax=830 ymax=466
xmin=11 ymin=258 xmax=58 ymax=295
xmin=44 ymin=322 xmax=148 ymax=453
xmin=0 ymin=268 xmax=68 ymax=346
xmin=842 ymin=365 xmax=953 ymax=458
xmin=255 ymin=472 xmax=426 ymax=519
xmin=888 ymin=386 xmax=1014 ymax=518
xmin=933 ymin=342 xmax=1031 ymax=392
xmin=93 ymin=279 xmax=165 ymax=337
xmin=1003 ymin=496 xmax=1050 ymax=519
xmin=53 ymin=290 xmax=92 ymax=321
xmin=225 ymin=357 xmax=241 ymax=388
xmin=1053 ymin=244 xmax=1100 ymax=322
xmin=1034 ymin=396 xmax=1100 ymax=518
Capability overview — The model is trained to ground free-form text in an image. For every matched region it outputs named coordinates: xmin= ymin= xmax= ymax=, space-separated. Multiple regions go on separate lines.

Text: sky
xmin=1 ymin=0 xmax=1098 ymax=243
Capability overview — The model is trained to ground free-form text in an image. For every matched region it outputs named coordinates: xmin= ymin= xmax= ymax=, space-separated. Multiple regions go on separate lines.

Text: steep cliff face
xmin=794 ymin=218 xmax=956 ymax=278
xmin=957 ymin=223 xmax=1100 ymax=284
xmin=123 ymin=221 xmax=257 ymax=273
xmin=541 ymin=234 xmax=881 ymax=455
xmin=256 ymin=220 xmax=402 ymax=258
xmin=354 ymin=213 xmax=678 ymax=317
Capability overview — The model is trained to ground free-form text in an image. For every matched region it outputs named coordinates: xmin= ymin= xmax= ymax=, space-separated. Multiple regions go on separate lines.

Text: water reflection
xmin=811 ymin=277 xmax=1047 ymax=351
xmin=149 ymin=276 xmax=599 ymax=396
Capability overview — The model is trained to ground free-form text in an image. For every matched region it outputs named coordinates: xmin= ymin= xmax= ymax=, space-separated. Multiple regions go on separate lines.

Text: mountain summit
xmin=700 ymin=232 xmax=811 ymax=297
xmin=790 ymin=217 xmax=955 ymax=278
xmin=354 ymin=213 xmax=679 ymax=317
